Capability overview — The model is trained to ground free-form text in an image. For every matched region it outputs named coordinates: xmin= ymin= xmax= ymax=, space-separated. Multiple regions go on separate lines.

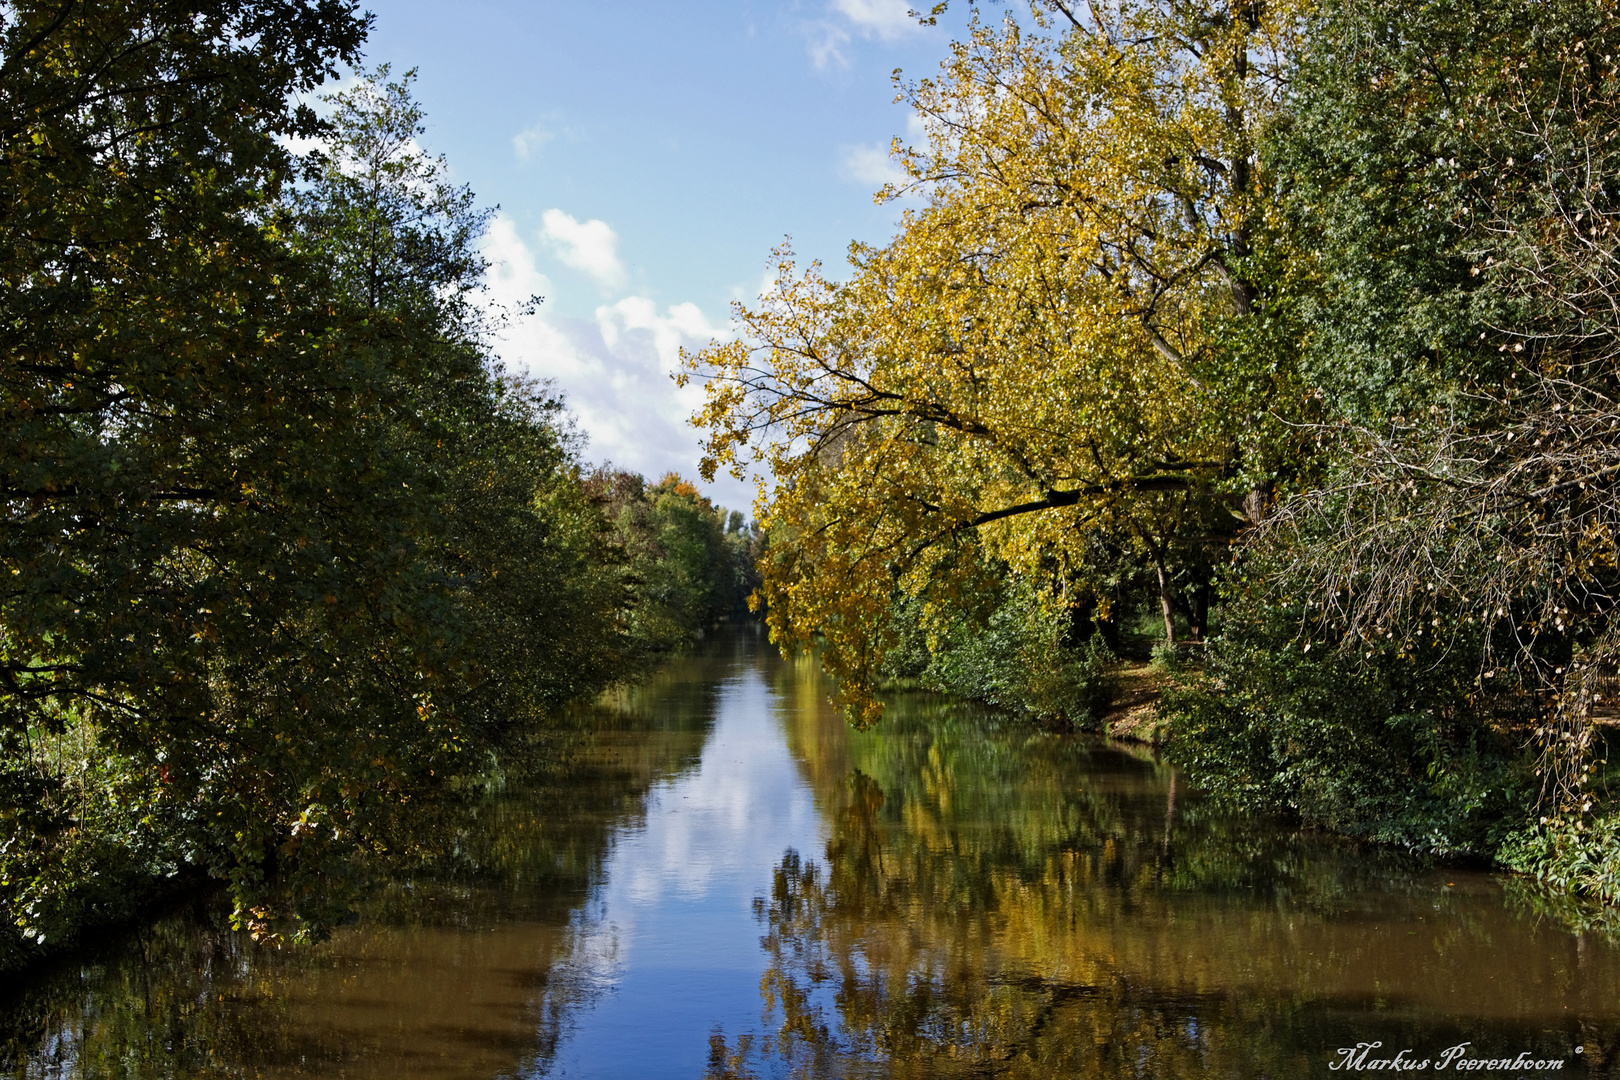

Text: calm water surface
xmin=3 ymin=632 xmax=1619 ymax=1078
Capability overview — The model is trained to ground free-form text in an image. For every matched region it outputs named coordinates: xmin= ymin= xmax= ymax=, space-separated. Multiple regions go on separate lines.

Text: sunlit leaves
xmin=686 ymin=1 xmax=1307 ymax=721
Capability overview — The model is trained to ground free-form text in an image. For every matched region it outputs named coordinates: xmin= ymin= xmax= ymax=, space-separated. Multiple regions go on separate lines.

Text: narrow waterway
xmin=3 ymin=631 xmax=1619 ymax=1078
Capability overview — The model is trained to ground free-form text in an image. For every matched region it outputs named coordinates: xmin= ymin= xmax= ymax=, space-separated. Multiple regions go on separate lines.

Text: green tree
xmin=1167 ymin=0 xmax=1620 ymax=884
xmin=0 ymin=13 xmax=635 ymax=958
xmin=1270 ymin=0 xmax=1620 ymax=798
xmin=0 ymin=0 xmax=383 ymax=953
xmin=289 ymin=63 xmax=491 ymax=323
xmin=285 ymin=66 xmax=636 ymax=724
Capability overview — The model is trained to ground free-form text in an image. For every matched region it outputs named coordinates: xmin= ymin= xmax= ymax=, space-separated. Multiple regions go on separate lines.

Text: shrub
xmin=886 ymin=584 xmax=1115 ymax=729
xmin=1161 ymin=574 xmax=1533 ymax=857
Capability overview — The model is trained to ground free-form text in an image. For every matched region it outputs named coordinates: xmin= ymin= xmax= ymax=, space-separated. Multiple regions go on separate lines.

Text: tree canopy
xmin=1250 ymin=0 xmax=1620 ymax=818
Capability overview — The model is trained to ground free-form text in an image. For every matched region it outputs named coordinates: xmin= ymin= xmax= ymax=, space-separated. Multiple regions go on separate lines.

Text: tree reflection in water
xmin=720 ymin=668 xmax=1620 ymax=1079
xmin=0 ymin=653 xmax=729 ymax=1080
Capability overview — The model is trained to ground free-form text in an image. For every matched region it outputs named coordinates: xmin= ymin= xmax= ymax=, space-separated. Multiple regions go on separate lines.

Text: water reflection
xmin=0 ymin=633 xmax=1617 ymax=1078
xmin=738 ymin=660 xmax=1620 ymax=1077
xmin=0 ymin=635 xmax=780 ymax=1080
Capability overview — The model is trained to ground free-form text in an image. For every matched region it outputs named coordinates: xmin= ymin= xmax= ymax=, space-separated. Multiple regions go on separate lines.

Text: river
xmin=2 ymin=630 xmax=1617 ymax=1078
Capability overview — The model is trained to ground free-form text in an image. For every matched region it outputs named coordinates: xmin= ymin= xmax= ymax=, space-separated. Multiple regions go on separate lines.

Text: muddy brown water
xmin=2 ymin=631 xmax=1617 ymax=1078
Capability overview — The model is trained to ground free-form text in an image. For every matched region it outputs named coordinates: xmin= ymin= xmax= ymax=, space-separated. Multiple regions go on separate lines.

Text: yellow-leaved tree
xmin=684 ymin=0 xmax=1309 ymax=723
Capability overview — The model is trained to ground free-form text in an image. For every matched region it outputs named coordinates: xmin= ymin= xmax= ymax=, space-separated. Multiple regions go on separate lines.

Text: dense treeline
xmin=0 ymin=3 xmax=752 ymax=968
xmin=687 ymin=0 xmax=1620 ymax=901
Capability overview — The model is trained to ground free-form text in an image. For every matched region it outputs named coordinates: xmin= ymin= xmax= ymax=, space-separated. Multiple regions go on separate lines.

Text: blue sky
xmin=354 ymin=0 xmax=986 ymax=513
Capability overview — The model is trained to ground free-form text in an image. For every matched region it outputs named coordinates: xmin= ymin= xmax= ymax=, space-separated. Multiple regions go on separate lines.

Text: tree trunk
xmin=1189 ymin=578 xmax=1211 ymax=641
xmin=1153 ymin=550 xmax=1178 ymax=645
xmin=1242 ymin=484 xmax=1273 ymax=524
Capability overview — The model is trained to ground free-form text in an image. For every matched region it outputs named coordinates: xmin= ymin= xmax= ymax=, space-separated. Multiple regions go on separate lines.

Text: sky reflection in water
xmin=541 ymin=654 xmax=825 ymax=1078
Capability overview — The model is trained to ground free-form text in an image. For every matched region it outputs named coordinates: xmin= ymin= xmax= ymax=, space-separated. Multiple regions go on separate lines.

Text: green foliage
xmin=1 ymin=0 xmax=386 ymax=954
xmin=1275 ymin=0 xmax=1529 ymax=422
xmin=1221 ymin=0 xmax=1620 ymax=871
xmin=289 ymin=65 xmax=491 ymax=322
xmin=884 ymin=582 xmax=1115 ymax=729
xmin=1162 ymin=566 xmax=1534 ymax=857
xmin=1149 ymin=640 xmax=1183 ymax=674
xmin=0 ymin=729 xmax=188 ymax=967
xmin=1278 ymin=0 xmax=1620 ymax=419
xmin=1498 ymin=809 xmax=1620 ymax=908
xmin=0 ymin=19 xmax=664 ymax=964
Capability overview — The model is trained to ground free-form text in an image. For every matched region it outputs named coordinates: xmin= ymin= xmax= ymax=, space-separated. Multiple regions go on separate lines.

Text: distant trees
xmin=588 ymin=469 xmax=762 ymax=652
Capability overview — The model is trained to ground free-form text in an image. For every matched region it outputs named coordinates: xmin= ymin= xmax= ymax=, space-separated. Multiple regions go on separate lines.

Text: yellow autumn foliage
xmin=684 ymin=0 xmax=1308 ymax=723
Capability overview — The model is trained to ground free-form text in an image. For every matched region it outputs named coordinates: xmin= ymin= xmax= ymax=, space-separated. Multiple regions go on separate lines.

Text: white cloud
xmin=598 ymin=296 xmax=724 ymax=368
xmin=511 ymin=122 xmax=554 ymax=161
xmin=484 ymin=215 xmax=556 ymax=301
xmin=730 ymin=265 xmax=783 ymax=307
xmin=804 ymin=0 xmax=923 ymax=69
xmin=831 ymin=0 xmax=918 ymax=39
xmin=839 ymin=142 xmax=907 ymax=188
xmin=541 ymin=209 xmax=627 ymax=289
xmin=480 ymin=215 xmax=749 ymax=510
xmin=804 ymin=22 xmax=852 ymax=69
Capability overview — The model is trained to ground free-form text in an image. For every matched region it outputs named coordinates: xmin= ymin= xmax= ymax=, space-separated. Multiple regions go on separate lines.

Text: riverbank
xmin=1101 ymin=662 xmax=1173 ymax=746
